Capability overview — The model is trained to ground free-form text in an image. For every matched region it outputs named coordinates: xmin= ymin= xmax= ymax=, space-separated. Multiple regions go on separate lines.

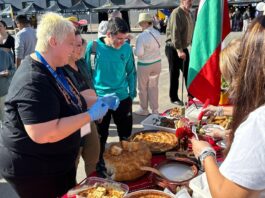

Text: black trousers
xmin=165 ymin=44 xmax=190 ymax=102
xmin=96 ymin=97 xmax=133 ymax=161
xmin=2 ymin=167 xmax=76 ymax=198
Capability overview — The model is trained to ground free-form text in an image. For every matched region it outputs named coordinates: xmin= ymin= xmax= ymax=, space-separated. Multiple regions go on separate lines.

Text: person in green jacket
xmin=85 ymin=17 xmax=137 ymax=177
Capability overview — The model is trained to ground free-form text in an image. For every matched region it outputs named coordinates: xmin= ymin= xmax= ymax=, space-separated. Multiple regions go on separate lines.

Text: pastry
xmin=104 ymin=141 xmax=152 ymax=181
xmin=131 ymin=131 xmax=177 ymax=153
xmin=77 ymin=183 xmax=126 ymax=198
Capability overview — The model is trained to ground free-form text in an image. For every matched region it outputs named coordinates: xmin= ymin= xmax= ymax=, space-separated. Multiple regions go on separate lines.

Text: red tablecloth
xmin=63 ymin=152 xmax=224 ymax=198
xmin=62 ymin=155 xmax=166 ymax=198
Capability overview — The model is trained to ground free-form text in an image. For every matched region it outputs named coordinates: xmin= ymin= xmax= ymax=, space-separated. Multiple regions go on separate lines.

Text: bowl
xmin=124 ymin=189 xmax=174 ymax=198
xmin=67 ymin=177 xmax=129 ymax=198
xmin=152 ymin=159 xmax=198 ymax=193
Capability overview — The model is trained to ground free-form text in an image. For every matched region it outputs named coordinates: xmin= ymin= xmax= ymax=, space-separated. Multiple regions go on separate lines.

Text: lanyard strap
xmin=35 ymin=51 xmax=78 ymax=104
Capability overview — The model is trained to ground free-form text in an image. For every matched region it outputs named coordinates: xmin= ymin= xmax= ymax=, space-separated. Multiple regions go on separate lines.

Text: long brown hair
xmin=228 ymin=16 xmax=265 ymax=151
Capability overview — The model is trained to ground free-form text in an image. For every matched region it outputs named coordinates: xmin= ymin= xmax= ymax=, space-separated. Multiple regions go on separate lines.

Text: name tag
xmin=81 ymin=123 xmax=91 ymax=137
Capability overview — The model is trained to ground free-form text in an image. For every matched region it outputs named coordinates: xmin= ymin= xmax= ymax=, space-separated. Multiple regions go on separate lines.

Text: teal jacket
xmin=85 ymin=38 xmax=137 ymax=100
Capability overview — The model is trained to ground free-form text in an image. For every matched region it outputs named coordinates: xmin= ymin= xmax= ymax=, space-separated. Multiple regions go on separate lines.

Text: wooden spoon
xmin=140 ymin=166 xmax=167 ymax=179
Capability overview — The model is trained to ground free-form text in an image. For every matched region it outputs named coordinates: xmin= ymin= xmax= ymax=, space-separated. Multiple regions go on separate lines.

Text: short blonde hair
xmin=36 ymin=12 xmax=75 ymax=52
xmin=220 ymin=38 xmax=241 ymax=84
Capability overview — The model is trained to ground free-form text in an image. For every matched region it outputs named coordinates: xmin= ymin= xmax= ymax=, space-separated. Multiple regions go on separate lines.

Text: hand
xmin=202 ymin=105 xmax=219 ymax=116
xmin=99 ymin=93 xmax=120 ymax=111
xmin=191 ymin=138 xmax=212 ymax=159
xmin=87 ymin=99 xmax=109 ymax=121
xmin=0 ymin=70 xmax=9 ymax=77
xmin=177 ymin=51 xmax=186 ymax=60
xmin=207 ymin=128 xmax=226 ymax=139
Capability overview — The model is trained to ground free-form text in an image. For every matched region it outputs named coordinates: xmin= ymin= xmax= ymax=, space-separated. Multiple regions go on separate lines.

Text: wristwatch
xmin=198 ymin=147 xmax=216 ymax=171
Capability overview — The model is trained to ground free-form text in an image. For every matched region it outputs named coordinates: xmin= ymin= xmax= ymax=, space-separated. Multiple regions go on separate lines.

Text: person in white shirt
xmin=133 ymin=13 xmax=161 ymax=115
xmin=15 ymin=15 xmax=36 ymax=67
xmin=191 ymin=16 xmax=265 ymax=197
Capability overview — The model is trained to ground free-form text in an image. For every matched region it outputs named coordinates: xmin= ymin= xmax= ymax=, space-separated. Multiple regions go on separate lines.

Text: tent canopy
xmin=44 ymin=1 xmax=68 ymax=13
xmin=120 ymin=0 xmax=151 ymax=10
xmin=228 ymin=0 xmax=262 ymax=4
xmin=150 ymin=0 xmax=178 ymax=9
xmin=93 ymin=0 xmax=121 ymax=12
xmin=17 ymin=2 xmax=44 ymax=15
xmin=64 ymin=0 xmax=95 ymax=13
xmin=0 ymin=4 xmax=20 ymax=15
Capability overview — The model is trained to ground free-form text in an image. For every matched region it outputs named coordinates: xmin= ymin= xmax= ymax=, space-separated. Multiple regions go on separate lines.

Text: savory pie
xmin=131 ymin=131 xmax=177 ymax=153
xmin=124 ymin=190 xmax=173 ymax=198
xmin=168 ymin=107 xmax=185 ymax=117
xmin=208 ymin=116 xmax=232 ymax=129
xmin=104 ymin=141 xmax=152 ymax=181
xmin=77 ymin=183 xmax=126 ymax=198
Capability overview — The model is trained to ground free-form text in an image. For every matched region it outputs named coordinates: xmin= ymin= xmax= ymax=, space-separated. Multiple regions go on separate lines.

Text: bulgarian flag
xmin=187 ymin=0 xmax=230 ymax=105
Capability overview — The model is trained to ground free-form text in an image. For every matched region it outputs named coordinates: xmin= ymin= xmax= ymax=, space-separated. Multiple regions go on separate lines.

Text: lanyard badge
xmin=35 ymin=51 xmax=79 ymax=105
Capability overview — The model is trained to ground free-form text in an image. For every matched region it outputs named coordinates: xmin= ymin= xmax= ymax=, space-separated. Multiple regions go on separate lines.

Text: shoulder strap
xmin=91 ymin=40 xmax=97 ymax=55
xmin=147 ymin=31 xmax=160 ymax=48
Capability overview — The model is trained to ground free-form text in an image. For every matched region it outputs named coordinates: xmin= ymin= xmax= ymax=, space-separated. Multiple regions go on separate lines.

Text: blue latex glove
xmin=99 ymin=93 xmax=120 ymax=111
xmin=87 ymin=99 xmax=109 ymax=121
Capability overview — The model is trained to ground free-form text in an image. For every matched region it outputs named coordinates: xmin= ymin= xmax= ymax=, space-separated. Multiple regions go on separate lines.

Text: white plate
xmin=202 ymin=124 xmax=225 ymax=134
xmin=141 ymin=114 xmax=176 ymax=133
xmin=158 ymin=162 xmax=195 ymax=182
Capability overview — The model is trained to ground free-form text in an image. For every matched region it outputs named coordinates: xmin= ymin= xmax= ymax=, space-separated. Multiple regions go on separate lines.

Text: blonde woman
xmin=202 ymin=39 xmax=241 ymax=138
xmin=202 ymin=38 xmax=241 ymax=117
xmin=134 ymin=13 xmax=161 ymax=115
xmin=0 ymin=12 xmax=117 ymax=197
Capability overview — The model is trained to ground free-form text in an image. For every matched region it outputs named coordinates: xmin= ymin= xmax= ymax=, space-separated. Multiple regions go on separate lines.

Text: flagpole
xmin=181 ymin=60 xmax=185 ymax=105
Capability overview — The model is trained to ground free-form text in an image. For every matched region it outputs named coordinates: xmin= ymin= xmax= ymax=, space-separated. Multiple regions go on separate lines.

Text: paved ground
xmin=0 ymin=31 xmax=242 ymax=197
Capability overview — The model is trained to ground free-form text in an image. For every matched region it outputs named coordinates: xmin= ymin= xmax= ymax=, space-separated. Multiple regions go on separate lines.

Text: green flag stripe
xmin=187 ymin=0 xmax=222 ymax=87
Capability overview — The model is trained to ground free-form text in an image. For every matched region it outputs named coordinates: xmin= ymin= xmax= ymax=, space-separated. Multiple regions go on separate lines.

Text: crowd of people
xmin=0 ymin=0 xmax=265 ymax=197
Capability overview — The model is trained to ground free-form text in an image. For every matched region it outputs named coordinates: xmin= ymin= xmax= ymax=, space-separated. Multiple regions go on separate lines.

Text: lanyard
xmin=35 ymin=51 xmax=78 ymax=105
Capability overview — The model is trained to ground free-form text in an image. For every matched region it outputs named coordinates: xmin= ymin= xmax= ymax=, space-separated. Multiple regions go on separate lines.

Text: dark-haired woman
xmin=0 ymin=20 xmax=15 ymax=62
xmin=192 ymin=16 xmax=265 ymax=197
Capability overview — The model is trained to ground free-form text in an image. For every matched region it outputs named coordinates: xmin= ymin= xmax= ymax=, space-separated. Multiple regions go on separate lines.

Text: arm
xmin=16 ymin=58 xmax=22 ymax=68
xmin=203 ymin=105 xmax=233 ymax=116
xmin=223 ymin=106 xmax=233 ymax=116
xmin=192 ymin=138 xmax=261 ymax=198
xmin=15 ymin=33 xmax=24 ymax=68
xmin=204 ymin=157 xmax=257 ymax=198
xmin=126 ymin=48 xmax=137 ymax=99
xmin=18 ymin=79 xmax=107 ymax=144
xmin=25 ymin=112 xmax=91 ymax=144
xmin=134 ymin=34 xmax=144 ymax=58
xmin=170 ymin=10 xmax=187 ymax=60
xmin=170 ymin=10 xmax=183 ymax=52
xmin=80 ymin=89 xmax=97 ymax=108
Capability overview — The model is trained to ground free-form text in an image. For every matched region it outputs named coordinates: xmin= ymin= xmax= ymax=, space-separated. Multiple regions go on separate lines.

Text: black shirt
xmin=0 ymin=34 xmax=15 ymax=62
xmin=0 ymin=56 xmax=86 ymax=176
xmin=63 ymin=59 xmax=94 ymax=91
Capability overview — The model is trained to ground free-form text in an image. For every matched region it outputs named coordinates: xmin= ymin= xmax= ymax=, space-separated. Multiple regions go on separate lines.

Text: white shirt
xmin=15 ymin=27 xmax=36 ymax=60
xmin=134 ymin=27 xmax=161 ymax=64
xmin=220 ymin=105 xmax=265 ymax=196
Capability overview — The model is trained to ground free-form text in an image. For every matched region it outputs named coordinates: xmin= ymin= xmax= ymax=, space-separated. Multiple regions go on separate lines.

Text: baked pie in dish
xmin=131 ymin=131 xmax=177 ymax=153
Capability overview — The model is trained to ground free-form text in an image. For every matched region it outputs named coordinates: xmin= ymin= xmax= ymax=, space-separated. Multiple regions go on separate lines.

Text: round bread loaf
xmin=104 ymin=141 xmax=152 ymax=181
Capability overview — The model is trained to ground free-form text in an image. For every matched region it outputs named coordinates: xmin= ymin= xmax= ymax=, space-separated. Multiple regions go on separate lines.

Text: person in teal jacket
xmin=85 ymin=17 xmax=137 ymax=177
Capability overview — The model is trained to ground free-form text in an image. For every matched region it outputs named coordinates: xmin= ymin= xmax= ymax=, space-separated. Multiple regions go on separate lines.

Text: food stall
xmin=63 ymin=103 xmax=231 ymax=198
